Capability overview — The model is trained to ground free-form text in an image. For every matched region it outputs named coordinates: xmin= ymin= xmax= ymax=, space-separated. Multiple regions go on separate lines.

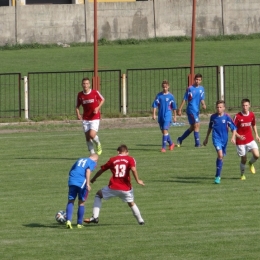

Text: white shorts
xmin=82 ymin=120 xmax=100 ymax=133
xmin=236 ymin=140 xmax=258 ymax=157
xmin=101 ymin=186 xmax=134 ymax=203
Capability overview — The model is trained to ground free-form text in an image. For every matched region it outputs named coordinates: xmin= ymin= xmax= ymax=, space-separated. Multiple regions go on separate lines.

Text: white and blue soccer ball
xmin=55 ymin=210 xmax=67 ymax=223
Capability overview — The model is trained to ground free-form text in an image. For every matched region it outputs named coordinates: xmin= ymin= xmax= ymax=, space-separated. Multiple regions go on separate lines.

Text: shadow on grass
xmin=22 ymin=223 xmax=125 ymax=228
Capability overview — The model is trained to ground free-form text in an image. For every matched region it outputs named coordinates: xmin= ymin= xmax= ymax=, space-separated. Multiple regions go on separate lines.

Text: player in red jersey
xmin=76 ymin=77 xmax=105 ymax=155
xmin=233 ymin=99 xmax=260 ymax=180
xmin=84 ymin=144 xmax=145 ymax=225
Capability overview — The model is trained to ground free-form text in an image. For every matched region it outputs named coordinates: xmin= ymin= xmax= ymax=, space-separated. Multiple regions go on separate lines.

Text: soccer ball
xmin=55 ymin=210 xmax=67 ymax=223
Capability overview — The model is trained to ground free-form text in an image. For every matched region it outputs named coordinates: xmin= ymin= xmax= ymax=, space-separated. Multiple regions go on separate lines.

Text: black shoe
xmin=84 ymin=217 xmax=99 ymax=224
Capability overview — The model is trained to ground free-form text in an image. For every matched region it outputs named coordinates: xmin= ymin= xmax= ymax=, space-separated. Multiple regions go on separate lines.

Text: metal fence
xmin=27 ymin=70 xmax=121 ymax=119
xmin=0 ymin=73 xmax=21 ymax=118
xmin=126 ymin=66 xmax=219 ymax=114
xmin=1 ymin=64 xmax=260 ymax=119
xmin=223 ymin=64 xmax=260 ymax=110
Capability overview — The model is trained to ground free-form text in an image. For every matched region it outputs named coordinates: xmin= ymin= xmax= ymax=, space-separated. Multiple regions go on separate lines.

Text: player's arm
xmin=76 ymin=106 xmax=82 ymax=120
xmin=252 ymin=125 xmax=260 ymax=142
xmin=152 ymin=107 xmax=157 ymax=120
xmin=172 ymin=109 xmax=177 ymax=123
xmin=203 ymin=127 xmax=212 ymax=146
xmin=94 ymin=98 xmax=105 ymax=114
xmin=230 ymin=129 xmax=237 ymax=144
xmin=90 ymin=168 xmax=105 ymax=183
xmin=177 ymin=99 xmax=186 ymax=116
xmin=131 ymin=166 xmax=145 ymax=186
xmin=86 ymin=168 xmax=92 ymax=191
xmin=201 ymin=100 xmax=206 ymax=110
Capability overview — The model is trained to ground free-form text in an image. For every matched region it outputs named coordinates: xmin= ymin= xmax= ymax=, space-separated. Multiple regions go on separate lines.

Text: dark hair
xmin=216 ymin=100 xmax=225 ymax=106
xmin=241 ymin=98 xmax=250 ymax=104
xmin=117 ymin=144 xmax=128 ymax=153
xmin=162 ymin=80 xmax=169 ymax=85
xmin=194 ymin=73 xmax=202 ymax=79
xmin=82 ymin=77 xmax=90 ymax=83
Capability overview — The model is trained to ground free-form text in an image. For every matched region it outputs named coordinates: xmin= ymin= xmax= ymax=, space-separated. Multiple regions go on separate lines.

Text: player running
xmin=233 ymin=98 xmax=260 ymax=180
xmin=177 ymin=73 xmax=206 ymax=147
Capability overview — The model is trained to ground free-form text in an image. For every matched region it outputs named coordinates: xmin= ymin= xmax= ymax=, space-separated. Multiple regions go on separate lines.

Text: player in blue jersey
xmin=65 ymin=153 xmax=98 ymax=229
xmin=152 ymin=80 xmax=177 ymax=152
xmin=203 ymin=100 xmax=244 ymax=184
xmin=177 ymin=73 xmax=206 ymax=147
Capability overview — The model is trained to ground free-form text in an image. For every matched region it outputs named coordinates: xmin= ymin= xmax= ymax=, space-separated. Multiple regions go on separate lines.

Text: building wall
xmin=0 ymin=0 xmax=260 ymax=46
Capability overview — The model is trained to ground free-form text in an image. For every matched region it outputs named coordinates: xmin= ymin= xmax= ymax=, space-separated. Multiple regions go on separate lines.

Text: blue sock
xmin=180 ymin=129 xmax=191 ymax=141
xmin=215 ymin=158 xmax=223 ymax=178
xmin=167 ymin=134 xmax=173 ymax=145
xmin=194 ymin=131 xmax=200 ymax=146
xmin=77 ymin=205 xmax=85 ymax=225
xmin=66 ymin=202 xmax=74 ymax=221
xmin=162 ymin=135 xmax=168 ymax=149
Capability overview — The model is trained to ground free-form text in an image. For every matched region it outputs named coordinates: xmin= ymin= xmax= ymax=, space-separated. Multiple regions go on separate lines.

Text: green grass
xmin=1 ymin=123 xmax=260 ymax=259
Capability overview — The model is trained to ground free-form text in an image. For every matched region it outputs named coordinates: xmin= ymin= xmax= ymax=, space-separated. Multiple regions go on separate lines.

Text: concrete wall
xmin=0 ymin=0 xmax=260 ymax=46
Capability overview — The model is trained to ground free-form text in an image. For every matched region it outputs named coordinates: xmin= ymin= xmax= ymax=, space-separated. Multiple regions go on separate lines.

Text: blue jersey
xmin=68 ymin=157 xmax=97 ymax=188
xmin=184 ymin=85 xmax=205 ymax=114
xmin=152 ymin=92 xmax=177 ymax=123
xmin=209 ymin=113 xmax=237 ymax=145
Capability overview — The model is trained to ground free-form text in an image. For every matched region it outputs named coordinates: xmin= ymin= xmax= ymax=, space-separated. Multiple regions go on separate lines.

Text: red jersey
xmin=233 ymin=111 xmax=256 ymax=145
xmin=76 ymin=90 xmax=104 ymax=120
xmin=101 ymin=154 xmax=136 ymax=191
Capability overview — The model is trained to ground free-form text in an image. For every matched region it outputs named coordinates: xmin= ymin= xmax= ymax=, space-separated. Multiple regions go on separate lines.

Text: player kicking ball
xmin=84 ymin=144 xmax=145 ymax=225
xmin=233 ymin=98 xmax=260 ymax=180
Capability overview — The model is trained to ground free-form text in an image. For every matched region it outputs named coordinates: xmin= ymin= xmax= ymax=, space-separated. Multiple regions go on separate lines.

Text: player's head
xmin=161 ymin=80 xmax=170 ymax=93
xmin=194 ymin=73 xmax=202 ymax=86
xmin=82 ymin=77 xmax=91 ymax=93
xmin=215 ymin=100 xmax=225 ymax=114
xmin=241 ymin=98 xmax=251 ymax=113
xmin=117 ymin=144 xmax=129 ymax=154
xmin=89 ymin=153 xmax=99 ymax=162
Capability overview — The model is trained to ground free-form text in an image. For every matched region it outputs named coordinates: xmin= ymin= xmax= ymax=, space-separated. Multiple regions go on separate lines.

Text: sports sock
xmin=194 ymin=131 xmax=200 ymax=146
xmin=66 ymin=202 xmax=74 ymax=221
xmin=215 ymin=158 xmax=223 ymax=177
xmin=180 ymin=129 xmax=191 ymax=141
xmin=93 ymin=195 xmax=102 ymax=218
xmin=240 ymin=163 xmax=245 ymax=174
xmin=131 ymin=204 xmax=144 ymax=223
xmin=249 ymin=156 xmax=257 ymax=164
xmin=87 ymin=140 xmax=95 ymax=154
xmin=93 ymin=135 xmax=100 ymax=145
xmin=162 ymin=134 xmax=168 ymax=149
xmin=77 ymin=205 xmax=85 ymax=224
xmin=167 ymin=134 xmax=173 ymax=145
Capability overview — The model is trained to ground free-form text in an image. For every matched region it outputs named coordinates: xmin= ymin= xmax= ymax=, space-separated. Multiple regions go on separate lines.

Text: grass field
xmin=1 ymin=123 xmax=260 ymax=259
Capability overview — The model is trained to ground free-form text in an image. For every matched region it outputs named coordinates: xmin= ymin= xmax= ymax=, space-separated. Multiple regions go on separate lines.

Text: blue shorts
xmin=187 ymin=112 xmax=199 ymax=125
xmin=213 ymin=141 xmax=227 ymax=156
xmin=68 ymin=185 xmax=88 ymax=201
xmin=159 ymin=120 xmax=171 ymax=130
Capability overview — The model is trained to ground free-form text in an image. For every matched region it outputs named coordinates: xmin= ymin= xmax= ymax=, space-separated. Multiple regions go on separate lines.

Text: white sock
xmin=131 ymin=204 xmax=144 ymax=223
xmin=240 ymin=163 xmax=245 ymax=174
xmin=93 ymin=195 xmax=102 ymax=218
xmin=87 ymin=141 xmax=95 ymax=154
xmin=250 ymin=156 xmax=257 ymax=164
xmin=93 ymin=135 xmax=100 ymax=145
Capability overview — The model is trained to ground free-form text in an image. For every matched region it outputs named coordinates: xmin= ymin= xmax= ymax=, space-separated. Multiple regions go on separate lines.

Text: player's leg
xmin=193 ymin=121 xmax=201 ymax=147
xmin=177 ymin=113 xmax=194 ymax=147
xmin=248 ymin=141 xmax=259 ymax=174
xmin=89 ymin=120 xmax=102 ymax=155
xmin=214 ymin=145 xmax=224 ymax=184
xmin=76 ymin=188 xmax=88 ymax=228
xmin=83 ymin=120 xmax=95 ymax=154
xmin=127 ymin=202 xmax=145 ymax=225
xmin=66 ymin=186 xmax=77 ymax=229
xmin=237 ymin=145 xmax=247 ymax=179
xmin=84 ymin=187 xmax=112 ymax=224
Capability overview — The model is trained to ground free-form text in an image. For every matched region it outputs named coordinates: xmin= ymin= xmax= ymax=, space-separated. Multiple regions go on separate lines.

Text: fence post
xmin=122 ymin=74 xmax=127 ymax=115
xmin=219 ymin=66 xmax=224 ymax=100
xmin=24 ymin=76 xmax=29 ymax=119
